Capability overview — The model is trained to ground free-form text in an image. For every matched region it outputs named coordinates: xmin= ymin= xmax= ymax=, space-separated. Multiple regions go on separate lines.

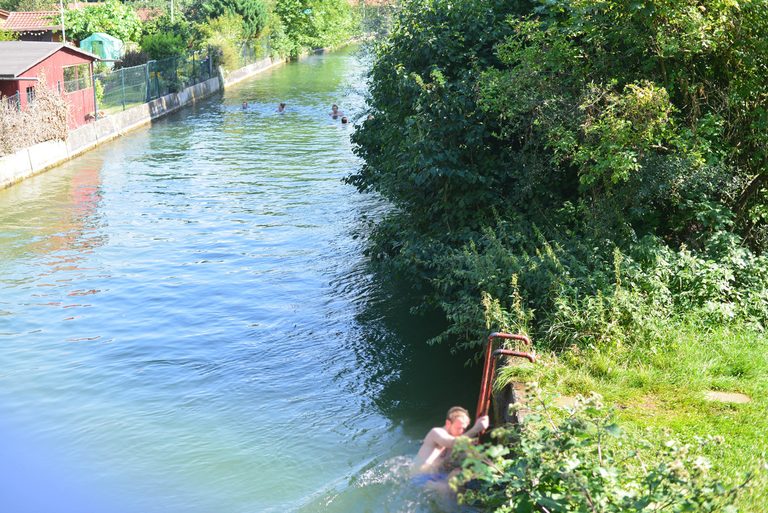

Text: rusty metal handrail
xmin=475 ymin=332 xmax=536 ymax=422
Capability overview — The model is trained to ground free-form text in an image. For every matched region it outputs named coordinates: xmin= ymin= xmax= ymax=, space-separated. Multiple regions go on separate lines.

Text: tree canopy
xmin=351 ymin=0 xmax=768 ymax=349
xmin=62 ymin=0 xmax=143 ymax=43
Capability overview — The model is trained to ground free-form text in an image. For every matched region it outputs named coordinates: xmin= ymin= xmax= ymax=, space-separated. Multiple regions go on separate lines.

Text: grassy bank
xmin=497 ymin=322 xmax=768 ymax=509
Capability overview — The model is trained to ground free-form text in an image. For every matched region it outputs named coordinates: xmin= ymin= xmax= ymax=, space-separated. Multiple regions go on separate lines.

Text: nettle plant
xmin=453 ymin=391 xmax=755 ymax=513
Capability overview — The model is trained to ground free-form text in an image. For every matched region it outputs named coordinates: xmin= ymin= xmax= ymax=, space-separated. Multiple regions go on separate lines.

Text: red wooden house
xmin=0 ymin=41 xmax=98 ymax=129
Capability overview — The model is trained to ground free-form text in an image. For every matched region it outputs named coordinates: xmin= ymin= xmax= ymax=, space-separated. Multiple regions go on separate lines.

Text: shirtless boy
xmin=412 ymin=406 xmax=489 ymax=479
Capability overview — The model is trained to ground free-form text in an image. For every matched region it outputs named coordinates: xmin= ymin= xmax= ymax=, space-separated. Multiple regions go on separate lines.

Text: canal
xmin=0 ymin=47 xmax=480 ymax=512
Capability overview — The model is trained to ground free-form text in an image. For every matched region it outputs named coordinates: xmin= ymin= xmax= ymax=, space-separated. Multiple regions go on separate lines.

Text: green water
xmin=0 ymin=47 xmax=480 ymax=513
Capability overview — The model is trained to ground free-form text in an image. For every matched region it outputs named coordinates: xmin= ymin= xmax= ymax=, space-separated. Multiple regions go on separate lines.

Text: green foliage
xmin=142 ymin=13 xmax=194 ymax=47
xmin=0 ymin=29 xmax=17 ymax=41
xmin=197 ymin=12 xmax=244 ymax=69
xmin=141 ymin=32 xmax=186 ymax=59
xmin=273 ymin=0 xmax=356 ymax=57
xmin=6 ymin=0 xmax=56 ymax=9
xmin=62 ymin=0 xmax=143 ymax=43
xmin=190 ymin=0 xmax=268 ymax=38
xmin=455 ymin=392 xmax=756 ymax=512
xmin=494 ymin=324 xmax=768 ymax=511
xmin=350 ymin=0 xmax=768 ymax=353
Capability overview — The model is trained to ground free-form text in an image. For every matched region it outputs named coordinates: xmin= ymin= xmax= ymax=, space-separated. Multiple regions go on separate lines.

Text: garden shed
xmin=0 ymin=41 xmax=98 ymax=128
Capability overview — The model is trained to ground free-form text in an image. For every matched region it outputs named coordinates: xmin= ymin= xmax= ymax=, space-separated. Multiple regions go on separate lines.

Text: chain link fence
xmin=237 ymin=38 xmax=271 ymax=68
xmin=94 ymin=48 xmax=217 ymax=114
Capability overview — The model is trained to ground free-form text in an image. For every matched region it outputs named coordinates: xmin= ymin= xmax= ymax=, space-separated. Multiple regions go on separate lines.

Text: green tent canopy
xmin=79 ymin=32 xmax=124 ymax=63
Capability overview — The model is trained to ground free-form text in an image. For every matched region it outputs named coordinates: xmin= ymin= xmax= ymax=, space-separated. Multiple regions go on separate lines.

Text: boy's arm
xmin=464 ymin=415 xmax=490 ymax=438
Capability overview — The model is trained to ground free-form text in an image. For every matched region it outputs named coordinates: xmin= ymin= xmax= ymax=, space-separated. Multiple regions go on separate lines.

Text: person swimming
xmin=277 ymin=102 xmax=286 ymax=113
xmin=329 ymin=104 xmax=345 ymax=119
xmin=242 ymin=101 xmax=248 ymax=109
xmin=411 ymin=406 xmax=489 ymax=493
xmin=341 ymin=116 xmax=349 ymax=124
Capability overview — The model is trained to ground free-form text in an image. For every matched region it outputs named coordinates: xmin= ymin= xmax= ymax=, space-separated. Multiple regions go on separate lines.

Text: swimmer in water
xmin=341 ymin=116 xmax=349 ymax=124
xmin=277 ymin=102 xmax=286 ymax=113
xmin=411 ymin=406 xmax=489 ymax=493
xmin=242 ymin=101 xmax=248 ymax=109
xmin=329 ymin=104 xmax=345 ymax=119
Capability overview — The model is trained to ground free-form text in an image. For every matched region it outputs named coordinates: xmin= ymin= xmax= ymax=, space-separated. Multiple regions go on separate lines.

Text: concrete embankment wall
xmin=0 ymin=55 xmax=283 ymax=190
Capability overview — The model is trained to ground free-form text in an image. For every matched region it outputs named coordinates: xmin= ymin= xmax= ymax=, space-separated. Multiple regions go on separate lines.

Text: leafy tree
xmin=197 ymin=13 xmax=244 ymax=69
xmin=142 ymin=12 xmax=194 ymax=48
xmin=189 ymin=0 xmax=268 ymax=38
xmin=273 ymin=0 xmax=356 ymax=56
xmin=350 ymin=0 xmax=768 ymax=351
xmin=62 ymin=0 xmax=143 ymax=43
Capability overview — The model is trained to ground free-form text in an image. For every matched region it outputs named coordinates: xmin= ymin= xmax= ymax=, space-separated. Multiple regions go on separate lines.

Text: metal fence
xmin=1 ymin=92 xmax=21 ymax=112
xmin=237 ymin=38 xmax=271 ymax=68
xmin=94 ymin=48 xmax=216 ymax=114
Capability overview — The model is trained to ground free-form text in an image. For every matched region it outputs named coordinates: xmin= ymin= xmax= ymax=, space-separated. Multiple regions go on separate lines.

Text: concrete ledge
xmin=223 ymin=56 xmax=283 ymax=87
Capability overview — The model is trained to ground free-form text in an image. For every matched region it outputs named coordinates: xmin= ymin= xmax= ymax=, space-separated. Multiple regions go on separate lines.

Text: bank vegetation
xmin=351 ymin=0 xmax=768 ymax=510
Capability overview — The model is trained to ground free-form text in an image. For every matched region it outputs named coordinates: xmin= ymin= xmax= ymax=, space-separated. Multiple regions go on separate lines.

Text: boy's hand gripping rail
xmin=475 ymin=332 xmax=536 ymax=422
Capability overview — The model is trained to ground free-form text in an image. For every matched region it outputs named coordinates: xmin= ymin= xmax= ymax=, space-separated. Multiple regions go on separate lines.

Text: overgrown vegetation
xmin=0 ymin=80 xmax=68 ymax=157
xmin=351 ymin=0 xmax=768 ymax=350
xmin=62 ymin=0 xmax=143 ymax=43
xmin=58 ymin=0 xmax=357 ymax=63
xmin=454 ymin=392 xmax=760 ymax=512
xmin=0 ymin=28 xmax=17 ymax=41
xmin=351 ymin=0 xmax=768 ymax=509
xmin=273 ymin=0 xmax=359 ymax=57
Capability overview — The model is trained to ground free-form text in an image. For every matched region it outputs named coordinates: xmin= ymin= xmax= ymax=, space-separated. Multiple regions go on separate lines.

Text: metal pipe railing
xmin=476 ymin=332 xmax=536 ymax=423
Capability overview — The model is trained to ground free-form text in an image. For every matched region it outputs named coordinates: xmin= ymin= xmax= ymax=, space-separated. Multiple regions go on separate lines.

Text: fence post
xmin=120 ymin=68 xmax=126 ymax=110
xmin=92 ymin=70 xmax=98 ymax=120
xmin=144 ymin=62 xmax=151 ymax=102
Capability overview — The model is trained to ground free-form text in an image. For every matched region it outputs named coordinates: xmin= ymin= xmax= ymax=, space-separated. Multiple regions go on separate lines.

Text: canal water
xmin=0 ymin=47 xmax=480 ymax=513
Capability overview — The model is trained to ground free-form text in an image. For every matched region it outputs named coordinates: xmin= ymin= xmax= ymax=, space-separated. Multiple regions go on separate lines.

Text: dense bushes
xmin=140 ymin=33 xmax=187 ymax=60
xmin=455 ymin=392 xmax=753 ymax=512
xmin=190 ymin=0 xmax=269 ymax=38
xmin=350 ymin=0 xmax=768 ymax=352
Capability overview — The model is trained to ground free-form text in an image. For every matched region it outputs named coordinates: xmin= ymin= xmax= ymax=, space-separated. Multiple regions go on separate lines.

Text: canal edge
xmin=0 ymin=52 xmax=311 ymax=191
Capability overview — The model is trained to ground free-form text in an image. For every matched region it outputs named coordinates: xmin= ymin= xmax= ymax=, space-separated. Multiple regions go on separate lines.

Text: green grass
xmin=497 ymin=322 xmax=768 ymax=511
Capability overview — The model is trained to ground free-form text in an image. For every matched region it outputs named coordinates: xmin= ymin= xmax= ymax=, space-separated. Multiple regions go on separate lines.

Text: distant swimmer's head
xmin=277 ymin=102 xmax=286 ymax=112
xmin=444 ymin=406 xmax=470 ymax=436
xmin=341 ymin=116 xmax=348 ymax=124
xmin=242 ymin=101 xmax=248 ymax=109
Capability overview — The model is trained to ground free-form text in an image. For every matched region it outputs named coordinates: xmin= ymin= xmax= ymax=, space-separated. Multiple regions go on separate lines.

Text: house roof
xmin=0 ymin=42 xmax=98 ymax=79
xmin=0 ymin=11 xmax=60 ymax=31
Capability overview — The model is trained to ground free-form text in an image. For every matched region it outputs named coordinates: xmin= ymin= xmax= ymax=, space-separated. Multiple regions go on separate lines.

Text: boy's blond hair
xmin=446 ymin=406 xmax=470 ymax=422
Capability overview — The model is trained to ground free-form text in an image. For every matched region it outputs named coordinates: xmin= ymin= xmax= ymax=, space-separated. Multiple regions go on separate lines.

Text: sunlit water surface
xmin=0 ymin=47 xmax=481 ymax=513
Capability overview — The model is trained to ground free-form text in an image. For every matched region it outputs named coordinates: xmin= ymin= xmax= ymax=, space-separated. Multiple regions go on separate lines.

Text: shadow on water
xmin=298 ymin=248 xmax=485 ymax=512
xmin=347 ymin=275 xmax=482 ymax=436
